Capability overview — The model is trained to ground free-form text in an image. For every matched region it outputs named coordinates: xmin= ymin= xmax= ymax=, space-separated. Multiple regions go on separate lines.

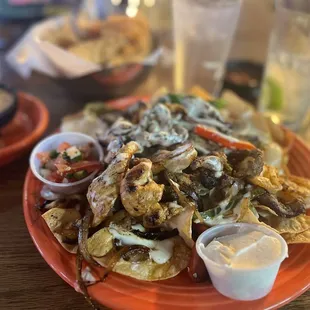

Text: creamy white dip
xmin=202 ymin=230 xmax=282 ymax=269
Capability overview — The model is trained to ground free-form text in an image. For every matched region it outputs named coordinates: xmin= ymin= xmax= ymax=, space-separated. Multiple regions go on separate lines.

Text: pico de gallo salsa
xmin=36 ymin=142 xmax=102 ymax=183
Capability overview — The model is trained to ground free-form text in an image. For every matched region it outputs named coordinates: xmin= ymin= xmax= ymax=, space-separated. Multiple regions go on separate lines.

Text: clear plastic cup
xmin=259 ymin=0 xmax=310 ymax=132
xmin=172 ymin=0 xmax=243 ymax=95
xmin=196 ymin=223 xmax=288 ymax=301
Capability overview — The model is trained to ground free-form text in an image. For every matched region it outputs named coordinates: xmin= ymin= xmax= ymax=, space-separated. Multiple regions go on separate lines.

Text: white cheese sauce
xmin=109 ymin=225 xmax=174 ymax=264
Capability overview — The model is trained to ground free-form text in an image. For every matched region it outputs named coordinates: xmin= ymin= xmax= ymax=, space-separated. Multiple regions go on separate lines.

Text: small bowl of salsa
xmin=30 ymin=132 xmax=104 ymax=195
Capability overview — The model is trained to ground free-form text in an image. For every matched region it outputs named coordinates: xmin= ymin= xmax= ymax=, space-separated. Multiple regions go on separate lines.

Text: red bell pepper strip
xmin=57 ymin=142 xmax=72 ymax=152
xmin=69 ymin=161 xmax=102 ymax=174
xmin=55 ymin=161 xmax=102 ymax=176
xmin=194 ymin=125 xmax=256 ymax=150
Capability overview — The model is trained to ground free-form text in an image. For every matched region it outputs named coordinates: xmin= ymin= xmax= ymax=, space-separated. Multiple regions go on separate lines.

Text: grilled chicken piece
xmin=87 ymin=141 xmax=141 ymax=227
xmin=151 ymin=143 xmax=198 ymax=174
xmin=120 ymin=159 xmax=168 ymax=227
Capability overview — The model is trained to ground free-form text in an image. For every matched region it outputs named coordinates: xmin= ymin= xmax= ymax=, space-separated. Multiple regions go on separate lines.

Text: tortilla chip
xmin=162 ymin=206 xmax=195 ymax=248
xmin=278 ymin=176 xmax=310 ymax=209
xmin=255 ymin=204 xmax=279 ymax=216
xmin=235 ymin=198 xmax=250 ymax=221
xmin=237 ymin=199 xmax=278 ymax=232
xmin=53 ymin=233 xmax=78 ymax=254
xmin=266 ymin=118 xmax=295 ymax=152
xmin=237 ymin=200 xmax=260 ymax=224
xmin=87 ymin=228 xmax=114 ymax=257
xmin=190 ymin=85 xmax=214 ymax=102
xmin=42 ymin=207 xmax=81 ymax=254
xmin=42 ymin=207 xmax=81 ymax=233
xmin=94 ymin=236 xmax=190 ymax=281
xmin=288 ymin=175 xmax=310 ymax=189
xmin=282 ymin=229 xmax=310 ymax=244
xmin=249 ymin=165 xmax=282 ymax=194
xmin=270 ymin=215 xmax=310 ymax=234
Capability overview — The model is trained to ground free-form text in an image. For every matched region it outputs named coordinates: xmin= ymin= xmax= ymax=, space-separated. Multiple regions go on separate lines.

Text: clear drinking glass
xmin=172 ymin=0 xmax=242 ymax=95
xmin=259 ymin=0 xmax=310 ymax=132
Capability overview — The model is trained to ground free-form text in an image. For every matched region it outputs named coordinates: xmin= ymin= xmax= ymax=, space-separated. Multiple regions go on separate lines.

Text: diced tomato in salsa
xmin=36 ymin=152 xmax=51 ymax=164
xmin=36 ymin=141 xmax=101 ymax=183
xmin=57 ymin=142 xmax=72 ymax=152
xmin=46 ymin=171 xmax=63 ymax=183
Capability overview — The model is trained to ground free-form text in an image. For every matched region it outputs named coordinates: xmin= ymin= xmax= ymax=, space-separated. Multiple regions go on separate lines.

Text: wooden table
xmin=0 ymin=1 xmax=309 ymax=309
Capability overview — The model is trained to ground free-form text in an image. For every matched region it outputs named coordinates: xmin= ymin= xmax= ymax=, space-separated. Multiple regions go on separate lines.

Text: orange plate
xmin=0 ymin=92 xmax=49 ymax=167
xmin=23 ymin=97 xmax=310 ymax=310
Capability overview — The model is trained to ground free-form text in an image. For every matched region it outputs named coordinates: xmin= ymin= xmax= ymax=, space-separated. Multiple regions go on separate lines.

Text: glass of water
xmin=259 ymin=0 xmax=310 ymax=132
xmin=172 ymin=0 xmax=242 ymax=95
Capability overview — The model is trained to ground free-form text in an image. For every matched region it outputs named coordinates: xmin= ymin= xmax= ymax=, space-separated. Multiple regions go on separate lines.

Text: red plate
xmin=23 ymin=97 xmax=310 ymax=309
xmin=0 ymin=92 xmax=49 ymax=167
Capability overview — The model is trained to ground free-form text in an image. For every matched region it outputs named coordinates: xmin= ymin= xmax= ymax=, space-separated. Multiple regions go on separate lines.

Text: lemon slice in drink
xmin=262 ymin=77 xmax=283 ymax=111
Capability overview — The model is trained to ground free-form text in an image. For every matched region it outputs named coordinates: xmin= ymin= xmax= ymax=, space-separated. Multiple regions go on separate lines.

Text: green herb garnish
xmin=66 ymin=173 xmax=74 ymax=179
xmin=200 ymin=194 xmax=243 ymax=219
xmin=157 ymin=93 xmax=185 ymax=104
xmin=49 ymin=149 xmax=59 ymax=159
xmin=73 ymin=170 xmax=88 ymax=180
xmin=209 ymin=98 xmax=227 ymax=109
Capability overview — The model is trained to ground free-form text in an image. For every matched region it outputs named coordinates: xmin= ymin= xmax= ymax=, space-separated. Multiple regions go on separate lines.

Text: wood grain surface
xmin=0 ymin=1 xmax=309 ymax=309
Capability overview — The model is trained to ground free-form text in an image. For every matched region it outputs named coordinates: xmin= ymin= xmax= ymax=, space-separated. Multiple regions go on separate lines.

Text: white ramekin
xmin=196 ymin=223 xmax=288 ymax=301
xmin=30 ymin=132 xmax=103 ymax=195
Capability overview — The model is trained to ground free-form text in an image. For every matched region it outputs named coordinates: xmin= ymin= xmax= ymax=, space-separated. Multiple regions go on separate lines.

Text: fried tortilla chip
xmin=237 ymin=199 xmax=260 ymax=224
xmin=288 ymin=175 xmax=310 ymax=189
xmin=162 ymin=206 xmax=195 ymax=248
xmin=249 ymin=165 xmax=282 ymax=194
xmin=42 ymin=207 xmax=81 ymax=253
xmin=282 ymin=229 xmax=310 ymax=244
xmin=279 ymin=176 xmax=310 ymax=208
xmin=237 ymin=198 xmax=277 ymax=232
xmin=269 ymin=214 xmax=310 ymax=234
xmin=234 ymin=198 xmax=250 ymax=221
xmin=87 ymin=228 xmax=114 ymax=257
xmin=94 ymin=236 xmax=190 ymax=281
xmin=266 ymin=118 xmax=295 ymax=151
xmin=255 ymin=204 xmax=279 ymax=216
